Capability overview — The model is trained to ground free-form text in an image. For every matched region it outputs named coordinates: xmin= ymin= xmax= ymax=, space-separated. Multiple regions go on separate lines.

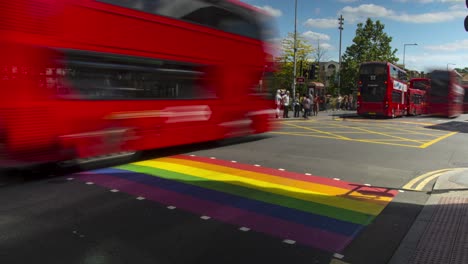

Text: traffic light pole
xmin=292 ymin=0 xmax=298 ymax=99
xmin=338 ymin=15 xmax=344 ymax=95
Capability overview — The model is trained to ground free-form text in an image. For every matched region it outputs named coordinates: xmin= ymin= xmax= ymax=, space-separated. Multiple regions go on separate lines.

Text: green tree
xmin=340 ymin=18 xmax=398 ymax=95
xmin=273 ymin=32 xmax=314 ymax=95
xmin=455 ymin=67 xmax=468 ymax=74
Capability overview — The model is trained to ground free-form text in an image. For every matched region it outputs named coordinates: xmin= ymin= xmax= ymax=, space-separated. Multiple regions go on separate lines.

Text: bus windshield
xmin=359 ymin=63 xmax=387 ymax=102
xmin=429 ymin=71 xmax=449 ymax=103
xmin=412 ymin=80 xmax=430 ymax=90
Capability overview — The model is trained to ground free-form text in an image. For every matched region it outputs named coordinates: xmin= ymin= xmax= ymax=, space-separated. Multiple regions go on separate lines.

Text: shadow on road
xmin=0 ymin=135 xmax=272 ymax=185
xmin=425 ymin=121 xmax=468 ymax=133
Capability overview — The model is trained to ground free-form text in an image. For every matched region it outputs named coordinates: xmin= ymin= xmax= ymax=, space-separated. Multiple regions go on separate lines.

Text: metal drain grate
xmin=410 ymin=197 xmax=468 ymax=264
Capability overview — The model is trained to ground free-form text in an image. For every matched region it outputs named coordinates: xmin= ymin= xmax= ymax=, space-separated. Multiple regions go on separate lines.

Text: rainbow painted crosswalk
xmin=76 ymin=155 xmax=397 ymax=253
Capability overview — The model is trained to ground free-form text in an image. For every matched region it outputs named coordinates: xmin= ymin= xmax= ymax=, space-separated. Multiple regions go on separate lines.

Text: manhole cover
xmin=452 ymin=162 xmax=468 ymax=167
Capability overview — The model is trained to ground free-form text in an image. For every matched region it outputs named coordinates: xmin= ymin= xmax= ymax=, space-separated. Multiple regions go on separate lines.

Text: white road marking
xmin=167 ymin=206 xmax=177 ymax=210
xmin=305 ymin=173 xmax=312 ymax=176
xmin=333 ymin=253 xmax=345 ymax=259
xmin=110 ymin=189 xmax=119 ymax=193
xmin=85 ymin=182 xmax=94 ymax=185
xmin=283 ymin=239 xmax=296 ymax=245
xmin=239 ymin=227 xmax=250 ymax=232
xmin=136 ymin=196 xmax=146 ymax=200
xmin=200 ymin=215 xmax=211 ymax=220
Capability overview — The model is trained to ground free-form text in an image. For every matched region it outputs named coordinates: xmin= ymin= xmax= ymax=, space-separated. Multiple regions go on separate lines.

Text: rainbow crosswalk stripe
xmin=76 ymin=155 xmax=397 ymax=253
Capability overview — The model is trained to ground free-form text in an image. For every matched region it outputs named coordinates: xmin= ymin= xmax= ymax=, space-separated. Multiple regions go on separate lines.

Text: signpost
xmin=296 ymin=77 xmax=305 ymax=84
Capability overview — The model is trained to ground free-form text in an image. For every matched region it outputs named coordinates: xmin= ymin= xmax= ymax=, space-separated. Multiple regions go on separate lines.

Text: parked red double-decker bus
xmin=409 ymin=78 xmax=430 ymax=114
xmin=0 ymin=0 xmax=278 ymax=169
xmin=406 ymin=88 xmax=426 ymax=116
xmin=357 ymin=62 xmax=408 ymax=118
xmin=426 ymin=70 xmax=464 ymax=118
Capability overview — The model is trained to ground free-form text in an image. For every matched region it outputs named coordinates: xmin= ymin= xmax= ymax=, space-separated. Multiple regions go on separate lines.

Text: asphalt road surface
xmin=1 ymin=113 xmax=468 ymax=264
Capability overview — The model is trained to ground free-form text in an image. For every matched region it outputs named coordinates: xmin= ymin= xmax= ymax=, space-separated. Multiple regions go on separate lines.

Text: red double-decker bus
xmin=0 ymin=0 xmax=278 ymax=169
xmin=406 ymin=88 xmax=426 ymax=116
xmin=357 ymin=62 xmax=408 ymax=118
xmin=409 ymin=78 xmax=430 ymax=114
xmin=426 ymin=70 xmax=464 ymax=118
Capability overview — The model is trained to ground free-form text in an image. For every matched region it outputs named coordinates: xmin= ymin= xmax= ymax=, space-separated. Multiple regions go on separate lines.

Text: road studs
xmin=282 ymin=239 xmax=296 ymax=245
xmin=239 ymin=227 xmax=250 ymax=232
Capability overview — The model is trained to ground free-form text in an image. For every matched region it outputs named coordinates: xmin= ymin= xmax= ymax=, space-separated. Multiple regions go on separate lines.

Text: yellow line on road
xmin=272 ymin=131 xmax=422 ymax=148
xmin=333 ymin=118 xmax=435 ymax=126
xmin=325 ymin=122 xmax=426 ymax=144
xmin=350 ymin=139 xmax=421 ymax=148
xmin=356 ymin=139 xmax=431 ymax=142
xmin=270 ymin=132 xmax=343 ymax=140
xmin=419 ymin=132 xmax=458 ymax=149
xmin=414 ymin=171 xmax=454 ymax=191
xmin=368 ymin=124 xmax=446 ymax=137
xmin=283 ymin=123 xmax=350 ymax=140
xmin=402 ymin=169 xmax=454 ymax=190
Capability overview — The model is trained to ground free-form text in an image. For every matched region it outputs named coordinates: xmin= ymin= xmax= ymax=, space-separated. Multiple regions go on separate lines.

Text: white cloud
xmin=254 ymin=5 xmax=283 ymax=17
xmin=302 ymin=31 xmax=331 ymax=41
xmin=425 ymin=40 xmax=468 ymax=52
xmin=342 ymin=4 xmax=395 ymax=22
xmin=405 ymin=52 xmax=468 ymax=72
xmin=394 ymin=0 xmax=464 ymax=2
xmin=304 ymin=18 xmax=338 ymax=28
xmin=320 ymin=43 xmax=334 ymax=50
xmin=339 ymin=4 xmax=465 ymax=24
xmin=338 ymin=0 xmax=359 ymax=3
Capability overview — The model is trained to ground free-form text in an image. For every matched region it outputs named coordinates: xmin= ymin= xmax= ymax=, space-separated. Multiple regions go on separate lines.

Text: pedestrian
xmin=275 ymin=90 xmax=282 ymax=118
xmin=293 ymin=93 xmax=301 ymax=118
xmin=282 ymin=91 xmax=290 ymax=118
xmin=313 ymin=95 xmax=320 ymax=116
xmin=302 ymin=95 xmax=311 ymax=119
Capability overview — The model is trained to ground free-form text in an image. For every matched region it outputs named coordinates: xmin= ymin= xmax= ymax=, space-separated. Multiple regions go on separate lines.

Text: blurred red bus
xmin=426 ymin=70 xmax=464 ymax=118
xmin=406 ymin=88 xmax=426 ymax=116
xmin=409 ymin=78 xmax=430 ymax=114
xmin=0 ymin=0 xmax=278 ymax=169
xmin=463 ymin=85 xmax=468 ymax=113
xmin=357 ymin=62 xmax=408 ymax=118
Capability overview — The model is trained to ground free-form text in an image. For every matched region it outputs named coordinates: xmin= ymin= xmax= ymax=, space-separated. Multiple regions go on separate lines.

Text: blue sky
xmin=241 ymin=0 xmax=468 ymax=72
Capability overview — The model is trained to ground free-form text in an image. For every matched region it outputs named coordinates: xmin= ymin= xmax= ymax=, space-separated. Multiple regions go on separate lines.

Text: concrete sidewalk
xmin=389 ymin=169 xmax=468 ymax=264
xmin=276 ymin=110 xmax=358 ymax=121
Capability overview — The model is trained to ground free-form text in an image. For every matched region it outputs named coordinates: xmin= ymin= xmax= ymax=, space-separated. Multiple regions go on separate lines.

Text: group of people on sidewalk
xmin=276 ymin=90 xmax=321 ymax=119
xmin=275 ymin=89 xmax=356 ymax=119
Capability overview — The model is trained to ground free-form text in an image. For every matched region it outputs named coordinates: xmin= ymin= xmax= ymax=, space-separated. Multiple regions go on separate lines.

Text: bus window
xmin=98 ymin=0 xmax=261 ymax=39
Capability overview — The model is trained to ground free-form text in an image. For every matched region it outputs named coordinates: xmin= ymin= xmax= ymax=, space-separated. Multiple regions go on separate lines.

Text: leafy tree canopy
xmin=340 ymin=18 xmax=398 ymax=95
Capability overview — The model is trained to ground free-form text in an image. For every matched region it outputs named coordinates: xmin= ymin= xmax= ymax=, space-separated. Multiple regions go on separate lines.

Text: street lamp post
xmin=447 ymin=63 xmax=456 ymax=71
xmin=292 ymin=0 xmax=298 ymax=99
xmin=403 ymin=43 xmax=417 ymax=70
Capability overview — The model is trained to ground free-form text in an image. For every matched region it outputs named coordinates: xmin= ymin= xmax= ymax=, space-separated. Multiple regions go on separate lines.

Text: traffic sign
xmin=296 ymin=77 xmax=305 ymax=84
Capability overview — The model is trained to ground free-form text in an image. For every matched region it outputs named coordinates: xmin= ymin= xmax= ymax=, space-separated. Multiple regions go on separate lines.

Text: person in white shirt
xmin=282 ymin=91 xmax=290 ymax=118
xmin=275 ymin=90 xmax=282 ymax=118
